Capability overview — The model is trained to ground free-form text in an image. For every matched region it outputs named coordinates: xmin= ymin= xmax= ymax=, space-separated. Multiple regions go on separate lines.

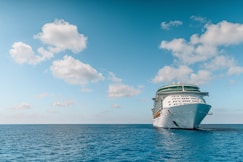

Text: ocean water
xmin=0 ymin=124 xmax=243 ymax=161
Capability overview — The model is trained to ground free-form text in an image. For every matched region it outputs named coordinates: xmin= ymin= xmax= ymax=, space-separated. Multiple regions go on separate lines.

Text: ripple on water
xmin=0 ymin=124 xmax=243 ymax=161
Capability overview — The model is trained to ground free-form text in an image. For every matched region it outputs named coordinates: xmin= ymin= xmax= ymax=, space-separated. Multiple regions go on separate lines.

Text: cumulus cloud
xmin=50 ymin=55 xmax=104 ymax=85
xmin=34 ymin=19 xmax=87 ymax=53
xmin=52 ymin=99 xmax=74 ymax=107
xmin=203 ymin=55 xmax=243 ymax=76
xmin=9 ymin=42 xmax=42 ymax=64
xmin=228 ymin=66 xmax=243 ymax=75
xmin=112 ymin=104 xmax=121 ymax=109
xmin=160 ymin=38 xmax=217 ymax=65
xmin=108 ymin=84 xmax=141 ymax=98
xmin=107 ymin=72 xmax=142 ymax=98
xmin=200 ymin=21 xmax=243 ymax=46
xmin=190 ymin=16 xmax=208 ymax=24
xmin=160 ymin=20 xmax=243 ymax=64
xmin=14 ymin=103 xmax=32 ymax=110
xmin=155 ymin=20 xmax=243 ymax=85
xmin=37 ymin=47 xmax=54 ymax=60
xmin=190 ymin=70 xmax=212 ymax=85
xmin=80 ymin=87 xmax=93 ymax=92
xmin=10 ymin=19 xmax=87 ymax=65
xmin=108 ymin=72 xmax=122 ymax=83
xmin=152 ymin=66 xmax=212 ymax=85
xmin=204 ymin=55 xmax=234 ymax=71
xmin=161 ymin=20 xmax=183 ymax=30
xmin=152 ymin=65 xmax=192 ymax=83
xmin=37 ymin=93 xmax=49 ymax=99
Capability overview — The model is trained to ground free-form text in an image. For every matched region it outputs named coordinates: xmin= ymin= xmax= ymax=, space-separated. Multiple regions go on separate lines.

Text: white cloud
xmin=50 ymin=55 xmax=104 ymax=85
xmin=204 ymin=55 xmax=235 ymax=70
xmin=52 ymin=99 xmax=74 ymax=107
xmin=34 ymin=19 xmax=87 ymax=53
xmin=201 ymin=51 xmax=243 ymax=76
xmin=198 ymin=21 xmax=243 ymax=46
xmin=160 ymin=38 xmax=217 ymax=65
xmin=108 ymin=84 xmax=141 ymax=98
xmin=80 ymin=87 xmax=93 ymax=92
xmin=37 ymin=47 xmax=54 ymax=60
xmin=161 ymin=20 xmax=183 ymax=30
xmin=112 ymin=104 xmax=121 ymax=109
xmin=228 ymin=66 xmax=243 ymax=75
xmin=152 ymin=66 xmax=212 ymax=85
xmin=190 ymin=70 xmax=212 ymax=85
xmin=107 ymin=72 xmax=142 ymax=98
xmin=160 ymin=21 xmax=243 ymax=65
xmin=108 ymin=72 xmax=122 ymax=82
xmin=14 ymin=103 xmax=32 ymax=110
xmin=48 ymin=109 xmax=57 ymax=113
xmin=10 ymin=19 xmax=87 ymax=65
xmin=152 ymin=65 xmax=192 ymax=83
xmin=157 ymin=20 xmax=243 ymax=85
xmin=190 ymin=16 xmax=208 ymax=24
xmin=229 ymin=79 xmax=237 ymax=85
xmin=9 ymin=42 xmax=42 ymax=64
xmin=37 ymin=93 xmax=49 ymax=99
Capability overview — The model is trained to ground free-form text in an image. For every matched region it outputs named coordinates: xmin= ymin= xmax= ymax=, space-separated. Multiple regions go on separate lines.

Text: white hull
xmin=153 ymin=103 xmax=211 ymax=129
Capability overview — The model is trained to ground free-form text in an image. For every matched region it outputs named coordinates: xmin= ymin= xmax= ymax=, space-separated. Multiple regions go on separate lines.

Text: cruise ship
xmin=151 ymin=84 xmax=211 ymax=129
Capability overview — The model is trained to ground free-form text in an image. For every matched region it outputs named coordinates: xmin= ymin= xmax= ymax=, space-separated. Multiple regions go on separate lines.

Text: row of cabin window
xmin=171 ymin=95 xmax=199 ymax=98
xmin=171 ymin=100 xmax=193 ymax=103
xmin=171 ymin=97 xmax=200 ymax=101
xmin=168 ymin=99 xmax=202 ymax=103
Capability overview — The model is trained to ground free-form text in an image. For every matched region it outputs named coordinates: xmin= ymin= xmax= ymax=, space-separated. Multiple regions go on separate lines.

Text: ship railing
xmin=157 ymin=91 xmax=209 ymax=96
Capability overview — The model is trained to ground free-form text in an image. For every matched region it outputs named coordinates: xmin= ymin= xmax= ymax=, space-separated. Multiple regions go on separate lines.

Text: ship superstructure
xmin=152 ymin=84 xmax=211 ymax=129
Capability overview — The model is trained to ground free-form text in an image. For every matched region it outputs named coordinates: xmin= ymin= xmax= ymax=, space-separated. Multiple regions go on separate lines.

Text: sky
xmin=1 ymin=0 xmax=243 ymax=124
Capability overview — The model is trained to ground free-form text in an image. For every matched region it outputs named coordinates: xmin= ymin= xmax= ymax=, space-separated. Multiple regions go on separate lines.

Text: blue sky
xmin=1 ymin=0 xmax=243 ymax=124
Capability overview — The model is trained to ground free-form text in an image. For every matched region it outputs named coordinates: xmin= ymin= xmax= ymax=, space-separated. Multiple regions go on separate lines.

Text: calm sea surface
xmin=0 ymin=124 xmax=243 ymax=161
